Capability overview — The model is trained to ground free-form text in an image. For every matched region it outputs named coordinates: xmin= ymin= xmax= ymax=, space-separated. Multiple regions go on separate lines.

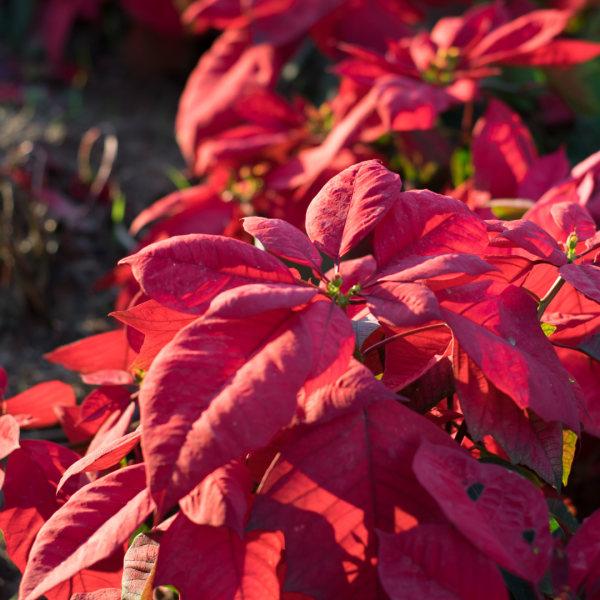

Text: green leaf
xmin=165 ymin=166 xmax=191 ymax=190
xmin=500 ymin=569 xmax=536 ymax=600
xmin=450 ymin=145 xmax=472 ymax=188
xmin=549 ymin=515 xmax=565 ymax=539
xmin=541 ymin=323 xmax=557 ymax=337
xmin=111 ymin=191 xmax=126 ymax=224
xmin=562 ymin=429 xmax=578 ymax=487
xmin=547 ymin=499 xmax=580 ymax=534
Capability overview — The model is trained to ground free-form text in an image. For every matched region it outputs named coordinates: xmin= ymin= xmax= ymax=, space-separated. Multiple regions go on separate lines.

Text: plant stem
xmin=361 ymin=323 xmax=449 ymax=358
xmin=537 ymin=275 xmax=566 ymax=320
xmin=454 ymin=420 xmax=468 ymax=445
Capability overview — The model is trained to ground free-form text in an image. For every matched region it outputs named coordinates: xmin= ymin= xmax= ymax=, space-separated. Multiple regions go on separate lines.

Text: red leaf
xmin=154 ymin=515 xmax=283 ymax=600
xmin=0 ymin=414 xmax=20 ymax=459
xmin=453 ymin=348 xmax=566 ymax=487
xmin=373 ymin=190 xmax=488 ymax=273
xmin=322 ymin=255 xmax=377 ymax=291
xmin=558 ymin=263 xmax=600 ymax=304
xmin=57 ymin=428 xmax=142 ymax=493
xmin=487 ymin=219 xmax=567 ymax=265
xmin=502 ymin=39 xmax=600 ymax=66
xmin=85 ymin=402 xmax=136 ymax=471
xmin=381 ymin=322 xmax=452 ymax=392
xmin=0 ymin=365 xmax=7 ymax=399
xmin=567 ymin=508 xmax=600 ymax=597
xmin=19 ymin=464 xmax=154 ymax=600
xmin=472 ymin=98 xmax=537 ymax=198
xmin=4 ymin=381 xmax=75 ymax=429
xmin=120 ymin=234 xmax=295 ymax=314
xmin=469 ymin=10 xmax=571 ymax=67
xmin=111 ymin=300 xmax=199 ymax=371
xmin=305 ymin=160 xmax=400 ymax=263
xmin=296 ymin=358 xmax=398 ymax=426
xmin=71 ymin=589 xmax=122 ymax=600
xmin=246 ymin=429 xmax=293 ymax=485
xmin=243 ymin=217 xmax=323 ymax=272
xmin=54 ymin=405 xmax=107 ymax=444
xmin=179 ymin=459 xmax=253 ymax=536
xmin=44 ymin=330 xmax=137 ymax=374
xmin=80 ymin=371 xmax=134 ymax=386
xmin=140 ymin=303 xmax=316 ymax=516
xmin=44 ymin=570 xmax=123 ymax=600
xmin=205 ymin=283 xmax=319 ymax=319
xmin=517 ymin=146 xmax=570 ymax=201
xmin=365 ymin=281 xmax=442 ymax=327
xmin=551 ymin=201 xmax=596 ymax=240
xmin=413 ymin=440 xmax=553 ymax=582
xmin=0 ymin=440 xmax=85 ymax=572
xmin=438 ymin=281 xmax=579 ymax=432
xmin=79 ymin=386 xmax=132 ymax=425
xmin=248 ymin=401 xmax=460 ymax=599
xmin=378 ymin=524 xmax=509 ymax=600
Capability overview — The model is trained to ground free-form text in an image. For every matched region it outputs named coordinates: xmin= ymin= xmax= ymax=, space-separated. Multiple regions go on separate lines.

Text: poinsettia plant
xmin=5 ymin=158 xmax=600 ymax=600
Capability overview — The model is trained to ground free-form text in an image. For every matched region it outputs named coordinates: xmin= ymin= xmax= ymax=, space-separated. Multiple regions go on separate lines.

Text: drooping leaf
xmin=179 ymin=459 xmax=253 ymax=536
xmin=57 ymin=429 xmax=142 ymax=492
xmin=154 ymin=514 xmax=283 ymax=600
xmin=305 ymin=160 xmax=400 ymax=264
xmin=44 ymin=330 xmax=137 ymax=375
xmin=438 ymin=280 xmax=580 ymax=432
xmin=378 ymin=524 xmax=509 ymax=600
xmin=122 ymin=533 xmax=160 ymax=600
xmin=119 ymin=234 xmax=295 ymax=314
xmin=413 ymin=440 xmax=553 ymax=582
xmin=453 ymin=348 xmax=567 ymax=488
xmin=0 ymin=414 xmax=20 ymax=459
xmin=243 ymin=217 xmax=323 ymax=272
xmin=558 ymin=263 xmax=600 ymax=305
xmin=19 ymin=464 xmax=154 ymax=600
xmin=567 ymin=507 xmax=600 ymax=598
xmin=3 ymin=381 xmax=76 ymax=429
xmin=248 ymin=400 xmax=460 ymax=599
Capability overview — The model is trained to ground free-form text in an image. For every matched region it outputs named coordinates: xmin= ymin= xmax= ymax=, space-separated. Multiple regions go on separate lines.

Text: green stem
xmin=537 ymin=275 xmax=566 ymax=321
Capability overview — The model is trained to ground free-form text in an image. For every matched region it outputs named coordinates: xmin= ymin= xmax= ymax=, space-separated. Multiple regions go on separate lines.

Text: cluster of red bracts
xmin=3 ymin=159 xmax=600 ymax=599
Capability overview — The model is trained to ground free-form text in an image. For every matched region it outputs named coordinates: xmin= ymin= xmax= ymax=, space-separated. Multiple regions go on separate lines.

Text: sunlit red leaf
xmin=413 ymin=441 xmax=553 ymax=582
xmin=243 ymin=217 xmax=323 ymax=272
xmin=79 ymin=386 xmax=132 ymax=426
xmin=44 ymin=330 xmax=137 ymax=375
xmin=550 ymin=201 xmax=596 ymax=240
xmin=155 ymin=514 xmax=283 ymax=600
xmin=179 ymin=459 xmax=253 ymax=536
xmin=140 ymin=301 xmax=317 ymax=516
xmin=58 ymin=428 xmax=142 ymax=493
xmin=439 ymin=280 xmax=579 ymax=432
xmin=120 ymin=234 xmax=295 ymax=314
xmin=3 ymin=381 xmax=75 ymax=430
xmin=0 ymin=414 xmax=20 ymax=459
xmin=19 ymin=464 xmax=153 ymax=600
xmin=305 ymin=160 xmax=400 ymax=263
xmin=248 ymin=400 xmax=460 ymax=599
